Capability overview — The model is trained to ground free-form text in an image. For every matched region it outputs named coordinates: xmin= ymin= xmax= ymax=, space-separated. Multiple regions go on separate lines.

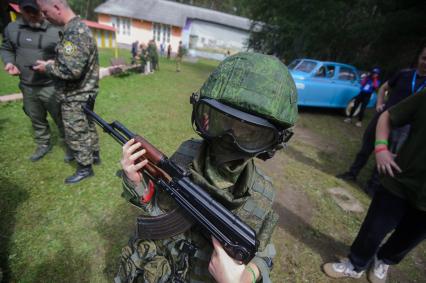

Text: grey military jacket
xmin=0 ymin=18 xmax=60 ymax=86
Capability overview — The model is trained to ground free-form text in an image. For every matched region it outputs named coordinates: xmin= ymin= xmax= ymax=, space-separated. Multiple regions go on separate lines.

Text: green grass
xmin=98 ymin=48 xmax=132 ymax=67
xmin=0 ymin=56 xmax=214 ymax=282
xmin=0 ymin=34 xmax=20 ymax=95
xmin=0 ymin=68 xmax=20 ymax=95
xmin=0 ymin=53 xmax=424 ymax=283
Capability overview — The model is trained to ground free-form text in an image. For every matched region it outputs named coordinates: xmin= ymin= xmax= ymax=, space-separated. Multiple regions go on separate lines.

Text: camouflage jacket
xmin=119 ymin=139 xmax=278 ymax=283
xmin=177 ymin=44 xmax=185 ymax=58
xmin=46 ymin=16 xmax=99 ymax=102
xmin=148 ymin=42 xmax=159 ymax=60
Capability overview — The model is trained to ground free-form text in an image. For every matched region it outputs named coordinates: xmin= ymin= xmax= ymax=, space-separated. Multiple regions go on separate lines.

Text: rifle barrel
xmin=83 ymin=105 xmax=128 ymax=145
xmin=111 ymin=121 xmax=136 ymax=140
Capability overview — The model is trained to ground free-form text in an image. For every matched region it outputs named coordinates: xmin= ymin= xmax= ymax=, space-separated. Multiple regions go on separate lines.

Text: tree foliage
xmin=4 ymin=0 xmax=422 ymax=76
xmin=67 ymin=0 xmax=105 ymax=20
xmin=247 ymin=0 xmax=426 ymax=76
xmin=170 ymin=0 xmax=250 ymax=16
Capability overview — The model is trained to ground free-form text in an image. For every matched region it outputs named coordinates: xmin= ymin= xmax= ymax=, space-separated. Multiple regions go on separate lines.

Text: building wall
xmin=10 ymin=11 xmax=17 ymax=21
xmin=131 ymin=19 xmax=155 ymax=47
xmin=91 ymin=28 xmax=115 ymax=48
xmin=97 ymin=13 xmax=182 ymax=52
xmin=98 ymin=14 xmax=111 ymax=23
xmin=169 ymin=26 xmax=182 ymax=54
xmin=98 ymin=13 xmax=132 ymax=45
xmin=187 ymin=20 xmax=249 ymax=54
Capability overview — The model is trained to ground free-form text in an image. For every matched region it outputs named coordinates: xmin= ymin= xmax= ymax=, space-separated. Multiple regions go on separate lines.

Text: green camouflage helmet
xmin=198 ymin=52 xmax=298 ymax=128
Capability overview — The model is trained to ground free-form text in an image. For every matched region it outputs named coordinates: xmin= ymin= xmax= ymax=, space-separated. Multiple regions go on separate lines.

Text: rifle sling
xmin=136 ymin=208 xmax=194 ymax=239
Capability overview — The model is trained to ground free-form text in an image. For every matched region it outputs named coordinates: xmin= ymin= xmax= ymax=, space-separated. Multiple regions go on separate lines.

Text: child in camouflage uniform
xmin=116 ymin=52 xmax=298 ymax=283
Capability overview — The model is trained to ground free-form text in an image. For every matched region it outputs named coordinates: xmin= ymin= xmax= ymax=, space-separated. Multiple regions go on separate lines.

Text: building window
xmin=153 ymin=23 xmax=171 ymax=43
xmin=121 ymin=17 xmax=130 ymax=35
xmin=166 ymin=25 xmax=170 ymax=43
xmin=97 ymin=30 xmax=102 ymax=46
xmin=156 ymin=24 xmax=161 ymax=41
xmin=112 ymin=16 xmax=131 ymax=35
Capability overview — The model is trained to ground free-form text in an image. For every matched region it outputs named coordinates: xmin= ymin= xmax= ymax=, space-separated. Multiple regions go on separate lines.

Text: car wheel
xmin=345 ymin=98 xmax=361 ymax=116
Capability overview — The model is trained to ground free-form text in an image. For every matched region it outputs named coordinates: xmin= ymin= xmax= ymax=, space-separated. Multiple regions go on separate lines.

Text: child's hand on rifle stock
xmin=121 ymin=139 xmax=149 ymax=185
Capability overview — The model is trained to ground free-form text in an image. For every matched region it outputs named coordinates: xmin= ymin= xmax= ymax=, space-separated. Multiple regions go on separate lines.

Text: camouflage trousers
xmin=176 ymin=57 xmax=182 ymax=72
xmin=20 ymin=83 xmax=64 ymax=145
xmin=61 ymin=100 xmax=99 ymax=165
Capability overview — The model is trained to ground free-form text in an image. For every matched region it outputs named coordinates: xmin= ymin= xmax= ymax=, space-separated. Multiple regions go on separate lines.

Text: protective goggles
xmin=192 ymin=98 xmax=292 ymax=153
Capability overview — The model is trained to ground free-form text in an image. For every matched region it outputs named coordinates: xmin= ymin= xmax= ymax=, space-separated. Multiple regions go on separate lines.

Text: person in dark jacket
xmin=336 ymin=45 xmax=426 ymax=196
xmin=0 ymin=0 xmax=64 ymax=161
xmin=148 ymin=39 xmax=159 ymax=71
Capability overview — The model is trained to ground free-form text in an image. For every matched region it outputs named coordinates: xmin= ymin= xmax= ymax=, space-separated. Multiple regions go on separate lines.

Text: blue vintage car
xmin=288 ymin=59 xmax=376 ymax=114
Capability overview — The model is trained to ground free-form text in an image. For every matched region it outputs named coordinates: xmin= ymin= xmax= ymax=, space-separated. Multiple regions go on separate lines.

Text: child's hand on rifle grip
xmin=121 ymin=139 xmax=149 ymax=185
xmin=209 ymin=237 xmax=259 ymax=283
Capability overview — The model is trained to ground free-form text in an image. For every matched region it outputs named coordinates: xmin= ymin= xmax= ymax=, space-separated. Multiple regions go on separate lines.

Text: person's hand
xmin=376 ymin=148 xmax=401 ymax=177
xmin=376 ymin=104 xmax=385 ymax=113
xmin=121 ymin=138 xmax=148 ymax=185
xmin=4 ymin=63 xmax=20 ymax=75
xmin=33 ymin=59 xmax=54 ymax=73
xmin=208 ymin=237 xmax=257 ymax=283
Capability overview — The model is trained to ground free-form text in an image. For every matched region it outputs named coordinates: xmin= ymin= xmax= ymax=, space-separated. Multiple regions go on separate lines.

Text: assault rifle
xmin=83 ymin=98 xmax=259 ymax=264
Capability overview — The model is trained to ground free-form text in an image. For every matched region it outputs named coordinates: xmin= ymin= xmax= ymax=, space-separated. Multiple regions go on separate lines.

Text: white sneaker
xmin=355 ymin=121 xmax=362 ymax=127
xmin=368 ymin=257 xmax=389 ymax=283
xmin=344 ymin=118 xmax=352 ymax=123
xmin=323 ymin=258 xmax=364 ymax=279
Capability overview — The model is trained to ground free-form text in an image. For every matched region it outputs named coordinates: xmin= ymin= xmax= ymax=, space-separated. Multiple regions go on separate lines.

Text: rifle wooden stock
xmin=133 ymin=135 xmax=172 ymax=182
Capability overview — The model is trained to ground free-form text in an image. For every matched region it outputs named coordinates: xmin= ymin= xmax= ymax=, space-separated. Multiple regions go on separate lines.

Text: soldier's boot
xmin=64 ymin=163 xmax=94 ymax=184
xmin=30 ymin=144 xmax=53 ymax=162
xmin=93 ymin=151 xmax=101 ymax=165
xmin=64 ymin=146 xmax=75 ymax=163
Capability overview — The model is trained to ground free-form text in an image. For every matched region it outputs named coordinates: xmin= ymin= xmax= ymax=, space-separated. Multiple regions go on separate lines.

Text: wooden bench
xmin=109 ymin=58 xmax=128 ymax=75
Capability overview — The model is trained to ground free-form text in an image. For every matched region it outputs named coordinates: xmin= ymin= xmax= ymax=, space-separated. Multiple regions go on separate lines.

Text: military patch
xmin=63 ymin=41 xmax=76 ymax=56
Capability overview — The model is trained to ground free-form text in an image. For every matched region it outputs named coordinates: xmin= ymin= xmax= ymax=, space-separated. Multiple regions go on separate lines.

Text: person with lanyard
xmin=336 ymin=45 xmax=426 ymax=195
xmin=323 ymin=88 xmax=426 ymax=283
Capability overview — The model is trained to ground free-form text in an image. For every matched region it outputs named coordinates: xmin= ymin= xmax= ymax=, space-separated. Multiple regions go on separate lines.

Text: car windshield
xmin=288 ymin=60 xmax=301 ymax=70
xmin=292 ymin=60 xmax=317 ymax=73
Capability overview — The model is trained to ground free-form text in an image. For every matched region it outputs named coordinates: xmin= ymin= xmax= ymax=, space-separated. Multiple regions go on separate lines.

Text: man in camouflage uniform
xmin=117 ymin=52 xmax=298 ymax=282
xmin=176 ymin=41 xmax=184 ymax=72
xmin=148 ymin=39 xmax=159 ymax=71
xmin=0 ymin=0 xmax=64 ymax=161
xmin=34 ymin=0 xmax=100 ymax=184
